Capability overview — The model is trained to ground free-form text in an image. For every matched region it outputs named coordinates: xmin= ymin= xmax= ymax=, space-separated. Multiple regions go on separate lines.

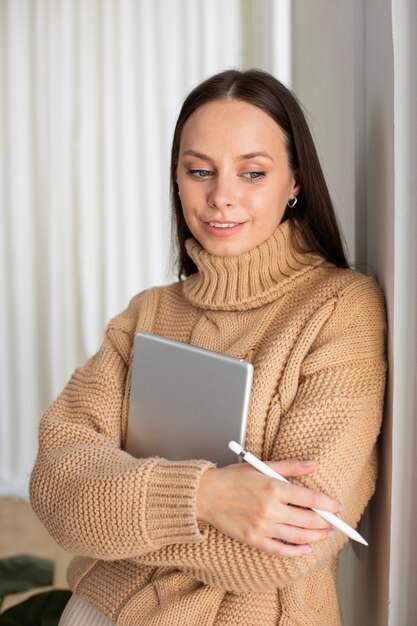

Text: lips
xmin=202 ymin=221 xmax=246 ymax=237
xmin=207 ymin=222 xmax=241 ymax=228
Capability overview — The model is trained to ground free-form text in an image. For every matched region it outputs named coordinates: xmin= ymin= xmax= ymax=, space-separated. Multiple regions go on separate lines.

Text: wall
xmin=292 ymin=0 xmax=417 ymax=624
xmin=291 ymin=1 xmax=394 ymax=624
xmin=362 ymin=2 xmax=395 ymax=624
xmin=291 ymin=1 xmax=358 ymax=262
xmin=389 ymin=1 xmax=417 ymax=622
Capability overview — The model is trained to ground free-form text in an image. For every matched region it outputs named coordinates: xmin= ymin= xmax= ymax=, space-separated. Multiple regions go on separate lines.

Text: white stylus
xmin=228 ymin=441 xmax=368 ymax=546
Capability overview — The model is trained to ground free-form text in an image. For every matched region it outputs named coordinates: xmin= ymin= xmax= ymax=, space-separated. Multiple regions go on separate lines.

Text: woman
xmin=30 ymin=69 xmax=386 ymax=625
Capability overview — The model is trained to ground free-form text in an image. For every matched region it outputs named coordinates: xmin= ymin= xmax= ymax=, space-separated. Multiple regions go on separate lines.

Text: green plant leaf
xmin=0 ymin=589 xmax=71 ymax=625
xmin=0 ymin=555 xmax=54 ymax=596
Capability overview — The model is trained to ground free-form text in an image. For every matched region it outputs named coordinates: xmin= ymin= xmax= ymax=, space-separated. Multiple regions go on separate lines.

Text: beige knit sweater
xmin=30 ymin=220 xmax=386 ymax=626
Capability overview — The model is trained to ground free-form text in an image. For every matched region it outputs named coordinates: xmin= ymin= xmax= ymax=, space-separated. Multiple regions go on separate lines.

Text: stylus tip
xmin=228 ymin=441 xmax=243 ymax=455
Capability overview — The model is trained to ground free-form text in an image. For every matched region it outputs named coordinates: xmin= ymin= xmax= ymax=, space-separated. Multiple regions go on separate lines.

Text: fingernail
xmin=328 ymin=530 xmax=335 ymax=538
xmin=338 ymin=503 xmax=343 ymax=512
xmin=301 ymin=460 xmax=316 ymax=467
xmin=303 ymin=546 xmax=313 ymax=554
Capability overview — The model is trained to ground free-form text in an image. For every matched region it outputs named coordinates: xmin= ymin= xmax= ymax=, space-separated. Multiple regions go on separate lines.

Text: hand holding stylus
xmin=196 ymin=447 xmax=344 ymax=557
xmin=228 ymin=441 xmax=368 ymax=546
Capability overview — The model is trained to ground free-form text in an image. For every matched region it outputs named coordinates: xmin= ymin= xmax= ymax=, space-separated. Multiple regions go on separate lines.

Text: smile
xmin=203 ymin=221 xmax=246 ymax=238
xmin=208 ymin=222 xmax=240 ymax=228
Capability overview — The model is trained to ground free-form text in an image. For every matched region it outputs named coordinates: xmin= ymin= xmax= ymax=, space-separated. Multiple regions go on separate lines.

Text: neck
xmin=182 ymin=220 xmax=326 ymax=311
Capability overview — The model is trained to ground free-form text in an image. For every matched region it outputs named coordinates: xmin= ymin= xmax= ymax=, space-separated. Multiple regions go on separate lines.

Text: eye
xmin=187 ymin=169 xmax=213 ymax=178
xmin=243 ymin=171 xmax=266 ymax=180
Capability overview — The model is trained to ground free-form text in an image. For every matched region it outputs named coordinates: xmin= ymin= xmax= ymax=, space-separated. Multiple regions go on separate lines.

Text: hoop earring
xmin=287 ymin=197 xmax=298 ymax=208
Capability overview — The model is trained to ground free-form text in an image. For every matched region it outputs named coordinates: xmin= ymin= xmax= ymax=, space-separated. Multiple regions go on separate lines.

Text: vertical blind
xmin=0 ymin=0 xmax=242 ymax=497
xmin=0 ymin=0 xmax=290 ymax=498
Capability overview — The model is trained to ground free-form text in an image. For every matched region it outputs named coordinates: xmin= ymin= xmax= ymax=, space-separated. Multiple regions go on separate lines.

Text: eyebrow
xmin=181 ymin=149 xmax=274 ymax=163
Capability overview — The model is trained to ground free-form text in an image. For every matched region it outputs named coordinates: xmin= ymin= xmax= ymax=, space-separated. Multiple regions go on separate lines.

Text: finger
xmin=268 ymin=458 xmax=317 ymax=478
xmin=256 ymin=537 xmax=313 ymax=558
xmin=279 ymin=504 xmax=333 ymax=530
xmin=279 ymin=482 xmax=341 ymax=514
xmin=268 ymin=523 xmax=334 ymax=545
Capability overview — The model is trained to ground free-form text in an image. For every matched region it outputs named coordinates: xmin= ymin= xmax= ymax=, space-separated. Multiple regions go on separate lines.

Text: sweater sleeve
xmin=132 ymin=277 xmax=387 ymax=593
xmin=29 ymin=296 xmax=215 ymax=561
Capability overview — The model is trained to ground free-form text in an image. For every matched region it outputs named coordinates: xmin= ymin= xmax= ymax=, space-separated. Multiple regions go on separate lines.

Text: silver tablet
xmin=125 ymin=332 xmax=253 ymax=467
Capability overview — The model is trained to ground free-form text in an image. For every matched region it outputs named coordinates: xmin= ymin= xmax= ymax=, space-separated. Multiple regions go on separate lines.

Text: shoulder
xmin=109 ymin=283 xmax=181 ymax=327
xmin=108 ymin=288 xmax=155 ymax=326
xmin=327 ymin=266 xmax=386 ymax=324
xmin=298 ymin=269 xmax=387 ymax=379
xmin=310 ymin=267 xmax=387 ymax=360
xmin=293 ymin=262 xmax=387 ymax=340
xmin=103 ymin=282 xmax=184 ymax=360
xmin=310 ymin=262 xmax=386 ymax=318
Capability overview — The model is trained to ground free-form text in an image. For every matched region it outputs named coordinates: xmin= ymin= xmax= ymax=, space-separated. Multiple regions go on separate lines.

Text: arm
xmin=134 ymin=277 xmax=387 ymax=592
xmin=29 ymin=296 xmax=215 ymax=561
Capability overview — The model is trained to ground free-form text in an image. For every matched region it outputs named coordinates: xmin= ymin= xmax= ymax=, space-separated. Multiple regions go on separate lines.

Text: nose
xmin=207 ymin=173 xmax=238 ymax=209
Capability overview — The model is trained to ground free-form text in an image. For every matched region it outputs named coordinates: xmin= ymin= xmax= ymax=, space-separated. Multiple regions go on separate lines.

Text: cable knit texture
xmin=30 ymin=220 xmax=387 ymax=625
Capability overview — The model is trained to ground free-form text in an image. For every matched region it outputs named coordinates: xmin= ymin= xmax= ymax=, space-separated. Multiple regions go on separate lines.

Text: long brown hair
xmin=170 ymin=69 xmax=349 ymax=277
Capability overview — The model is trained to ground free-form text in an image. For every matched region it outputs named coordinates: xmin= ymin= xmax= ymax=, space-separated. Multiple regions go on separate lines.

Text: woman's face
xmin=176 ymin=99 xmax=299 ymax=257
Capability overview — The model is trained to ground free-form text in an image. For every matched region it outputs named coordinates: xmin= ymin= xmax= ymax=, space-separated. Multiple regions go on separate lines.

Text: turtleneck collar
xmin=181 ymin=220 xmax=327 ymax=311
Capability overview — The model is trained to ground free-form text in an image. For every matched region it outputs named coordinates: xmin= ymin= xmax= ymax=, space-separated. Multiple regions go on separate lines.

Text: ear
xmin=290 ymin=170 xmax=301 ymax=198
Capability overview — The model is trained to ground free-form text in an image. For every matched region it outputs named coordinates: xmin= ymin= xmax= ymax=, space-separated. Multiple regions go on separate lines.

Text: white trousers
xmin=59 ymin=595 xmax=116 ymax=626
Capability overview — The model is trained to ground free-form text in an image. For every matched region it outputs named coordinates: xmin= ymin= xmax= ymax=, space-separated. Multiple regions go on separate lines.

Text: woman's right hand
xmin=196 ymin=459 xmax=342 ymax=557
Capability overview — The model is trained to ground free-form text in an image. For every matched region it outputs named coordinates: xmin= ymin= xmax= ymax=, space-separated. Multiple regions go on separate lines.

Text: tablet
xmin=125 ymin=332 xmax=253 ymax=466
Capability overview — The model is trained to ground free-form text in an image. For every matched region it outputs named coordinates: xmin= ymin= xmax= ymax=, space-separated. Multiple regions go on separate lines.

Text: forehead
xmin=179 ymin=99 xmax=288 ymax=155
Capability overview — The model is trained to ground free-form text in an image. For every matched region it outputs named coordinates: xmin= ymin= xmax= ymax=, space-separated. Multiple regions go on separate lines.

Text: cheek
xmin=179 ymin=178 xmax=202 ymax=206
xmin=180 ymin=196 xmax=197 ymax=225
xmin=247 ymin=185 xmax=285 ymax=216
xmin=180 ymin=199 xmax=198 ymax=232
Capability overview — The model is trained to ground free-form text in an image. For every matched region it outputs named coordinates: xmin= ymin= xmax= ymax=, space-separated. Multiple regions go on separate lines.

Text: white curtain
xmin=0 ymin=0 xmax=248 ymax=498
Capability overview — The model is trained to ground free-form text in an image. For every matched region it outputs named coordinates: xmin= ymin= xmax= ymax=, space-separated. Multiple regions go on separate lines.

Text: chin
xmin=202 ymin=240 xmax=251 ymax=257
